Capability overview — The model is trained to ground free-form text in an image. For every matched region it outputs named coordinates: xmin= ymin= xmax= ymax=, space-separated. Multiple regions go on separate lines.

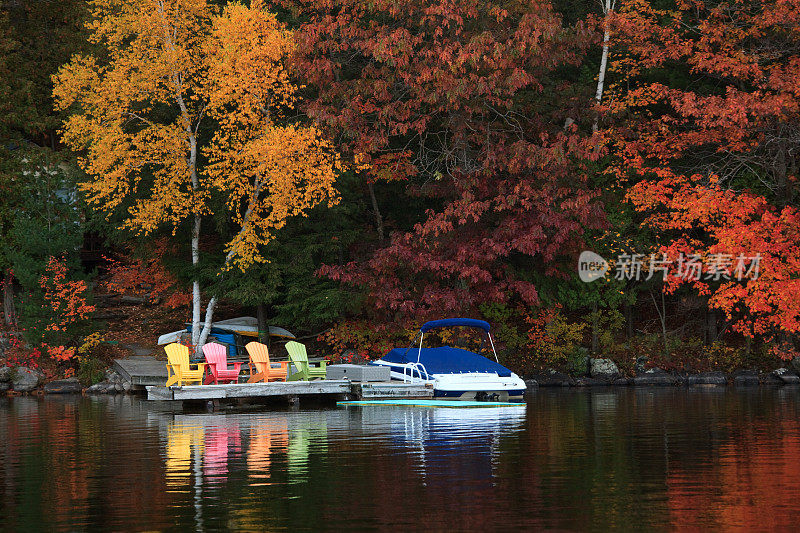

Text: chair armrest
xmin=232 ymin=362 xmax=243 ymax=372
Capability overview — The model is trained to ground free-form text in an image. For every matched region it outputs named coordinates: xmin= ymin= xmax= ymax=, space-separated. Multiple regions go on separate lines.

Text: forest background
xmin=2 ymin=0 xmax=799 ymax=382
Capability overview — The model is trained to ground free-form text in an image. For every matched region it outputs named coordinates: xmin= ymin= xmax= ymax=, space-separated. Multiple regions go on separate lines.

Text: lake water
xmin=2 ymin=388 xmax=800 ymax=530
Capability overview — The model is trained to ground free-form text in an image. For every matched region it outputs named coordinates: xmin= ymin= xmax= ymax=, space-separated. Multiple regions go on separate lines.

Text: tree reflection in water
xmin=2 ymin=391 xmax=800 ymax=529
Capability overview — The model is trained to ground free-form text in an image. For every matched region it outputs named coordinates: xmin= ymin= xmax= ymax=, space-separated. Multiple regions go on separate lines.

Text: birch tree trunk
xmin=159 ymin=1 xmax=207 ymax=353
xmin=593 ymin=0 xmax=615 ymax=133
xmin=191 ymin=214 xmax=202 ymax=350
xmin=196 ymin=180 xmax=263 ymax=351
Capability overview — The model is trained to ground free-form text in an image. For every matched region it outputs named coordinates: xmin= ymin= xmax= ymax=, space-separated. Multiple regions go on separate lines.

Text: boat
xmin=156 ymin=317 xmax=295 ymax=360
xmin=370 ymin=318 xmax=526 ymax=401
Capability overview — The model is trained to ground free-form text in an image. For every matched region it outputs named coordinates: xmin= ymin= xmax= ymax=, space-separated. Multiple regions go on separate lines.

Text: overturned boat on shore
xmin=370 ymin=318 xmax=526 ymax=401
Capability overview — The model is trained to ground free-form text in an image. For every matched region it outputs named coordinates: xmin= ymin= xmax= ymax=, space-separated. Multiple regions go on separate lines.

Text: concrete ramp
xmin=113 ymin=356 xmax=167 ymax=387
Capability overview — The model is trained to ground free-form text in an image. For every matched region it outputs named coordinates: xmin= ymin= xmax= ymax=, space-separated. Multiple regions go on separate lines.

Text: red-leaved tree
xmin=609 ymin=0 xmax=800 ymax=356
xmin=275 ymin=0 xmax=607 ymax=321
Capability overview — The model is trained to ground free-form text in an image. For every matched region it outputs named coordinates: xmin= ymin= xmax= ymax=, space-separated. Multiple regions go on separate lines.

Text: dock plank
xmin=147 ymin=380 xmax=351 ymax=401
xmin=114 ymin=356 xmax=168 ymax=386
xmin=146 ymin=386 xmax=174 ymax=401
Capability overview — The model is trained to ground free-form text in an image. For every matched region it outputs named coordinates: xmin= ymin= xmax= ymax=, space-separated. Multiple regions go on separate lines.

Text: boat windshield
xmin=416 ymin=326 xmax=489 ymax=357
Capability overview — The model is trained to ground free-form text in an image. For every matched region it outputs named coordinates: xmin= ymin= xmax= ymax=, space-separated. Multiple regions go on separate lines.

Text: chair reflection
xmin=248 ymin=418 xmax=289 ymax=483
xmin=165 ymin=421 xmax=205 ymax=491
xmin=203 ymin=422 xmax=242 ymax=479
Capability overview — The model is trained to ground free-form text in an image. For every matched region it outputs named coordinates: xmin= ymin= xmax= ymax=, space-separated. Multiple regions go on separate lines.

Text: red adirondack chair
xmin=202 ymin=342 xmax=243 ymax=385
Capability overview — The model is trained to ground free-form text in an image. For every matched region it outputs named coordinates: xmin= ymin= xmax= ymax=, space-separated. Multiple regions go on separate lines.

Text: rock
xmin=780 ymin=374 xmax=800 ymax=385
xmin=635 ymin=356 xmax=649 ymax=374
xmin=764 ymin=371 xmax=784 ymax=386
xmin=11 ymin=367 xmax=42 ymax=392
xmin=590 ymin=358 xmax=619 ymax=379
xmin=524 ymin=379 xmax=538 ymax=391
xmin=114 ymin=383 xmax=124 ymax=392
xmin=633 ymin=369 xmax=678 ymax=386
xmin=122 ymin=381 xmax=132 ymax=392
xmin=575 ymin=377 xmax=612 ymax=386
xmin=85 ymin=383 xmax=107 ymax=394
xmin=532 ymin=370 xmax=575 ymax=387
xmin=791 ymin=357 xmax=800 ymax=375
xmin=0 ymin=381 xmax=10 ymax=393
xmin=687 ymin=372 xmax=727 ymax=386
xmin=611 ymin=377 xmax=632 ymax=386
xmin=0 ymin=366 xmax=13 ymax=382
xmin=773 ymin=368 xmax=800 ymax=385
xmin=733 ymin=371 xmax=760 ymax=386
xmin=44 ymin=378 xmax=82 ymax=394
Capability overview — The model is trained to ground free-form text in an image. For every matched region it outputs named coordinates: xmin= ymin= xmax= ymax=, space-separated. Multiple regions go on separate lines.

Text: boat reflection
xmin=344 ymin=404 xmax=526 ymax=489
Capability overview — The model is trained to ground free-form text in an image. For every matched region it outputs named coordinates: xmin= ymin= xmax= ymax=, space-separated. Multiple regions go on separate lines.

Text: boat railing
xmin=401 ymin=362 xmax=429 ymax=383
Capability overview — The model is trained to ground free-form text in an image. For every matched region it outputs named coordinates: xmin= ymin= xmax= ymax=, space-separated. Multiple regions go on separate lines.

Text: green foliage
xmin=586 ymin=308 xmax=625 ymax=349
xmin=0 ymin=0 xmax=89 ymax=140
xmin=478 ymin=302 xmax=529 ymax=352
xmin=504 ymin=307 xmax=588 ymax=376
xmin=212 ymin=171 xmax=368 ymax=330
xmin=77 ymin=356 xmax=106 ymax=386
xmin=2 ymin=145 xmax=88 ymax=344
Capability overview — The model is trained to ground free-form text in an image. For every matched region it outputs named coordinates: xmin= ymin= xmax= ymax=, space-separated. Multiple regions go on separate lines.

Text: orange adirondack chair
xmin=245 ymin=342 xmax=289 ymax=383
xmin=165 ymin=343 xmax=207 ymax=387
xmin=202 ymin=342 xmax=243 ymax=385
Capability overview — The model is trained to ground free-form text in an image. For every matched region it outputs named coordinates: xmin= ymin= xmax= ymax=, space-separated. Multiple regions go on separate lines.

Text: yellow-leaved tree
xmin=53 ymin=0 xmax=339 ymax=351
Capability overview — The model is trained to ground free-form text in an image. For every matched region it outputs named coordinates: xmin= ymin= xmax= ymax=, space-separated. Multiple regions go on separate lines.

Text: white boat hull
xmin=373 ymin=361 xmax=526 ymax=402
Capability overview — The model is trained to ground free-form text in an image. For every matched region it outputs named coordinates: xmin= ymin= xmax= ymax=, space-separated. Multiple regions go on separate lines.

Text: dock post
xmin=288 ymin=395 xmax=300 ymax=407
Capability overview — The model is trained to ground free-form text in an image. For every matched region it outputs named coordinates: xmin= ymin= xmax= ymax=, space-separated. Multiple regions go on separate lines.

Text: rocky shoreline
xmin=1 ymin=357 xmax=800 ymax=395
xmin=525 ymin=357 xmax=800 ymax=388
xmin=0 ymin=366 xmax=133 ymax=395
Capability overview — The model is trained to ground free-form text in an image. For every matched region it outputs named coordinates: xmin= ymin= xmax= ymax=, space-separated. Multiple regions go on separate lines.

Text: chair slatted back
xmin=245 ymin=341 xmax=272 ymax=373
xmin=165 ymin=343 xmax=190 ymax=369
xmin=203 ymin=342 xmax=228 ymax=367
xmin=286 ymin=341 xmax=310 ymax=373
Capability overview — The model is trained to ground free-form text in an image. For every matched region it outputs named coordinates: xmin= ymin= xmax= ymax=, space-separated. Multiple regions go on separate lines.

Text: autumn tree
xmin=54 ymin=0 xmax=339 ymax=351
xmin=606 ymin=0 xmax=800 ymax=355
xmin=274 ymin=0 xmax=606 ymax=323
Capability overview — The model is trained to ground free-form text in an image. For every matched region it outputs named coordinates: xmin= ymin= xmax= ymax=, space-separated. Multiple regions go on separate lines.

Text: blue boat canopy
xmin=378 ymin=347 xmax=512 ymax=377
xmin=420 ymin=318 xmax=491 ymax=333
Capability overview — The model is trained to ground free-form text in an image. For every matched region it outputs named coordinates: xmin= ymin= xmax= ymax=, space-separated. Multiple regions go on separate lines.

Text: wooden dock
xmin=113 ymin=356 xmax=168 ymax=387
xmin=146 ymin=380 xmax=433 ymax=405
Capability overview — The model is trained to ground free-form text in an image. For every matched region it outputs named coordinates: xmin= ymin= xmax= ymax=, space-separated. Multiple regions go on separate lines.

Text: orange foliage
xmin=609 ymin=0 xmax=800 ymax=357
xmin=53 ymin=0 xmax=340 ymax=272
xmin=40 ymin=256 xmax=94 ymax=335
xmin=203 ymin=2 xmax=340 ymax=270
xmin=103 ymin=239 xmax=190 ymax=309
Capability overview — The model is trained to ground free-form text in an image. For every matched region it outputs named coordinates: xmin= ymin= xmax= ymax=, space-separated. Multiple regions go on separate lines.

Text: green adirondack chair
xmin=286 ymin=341 xmax=327 ymax=381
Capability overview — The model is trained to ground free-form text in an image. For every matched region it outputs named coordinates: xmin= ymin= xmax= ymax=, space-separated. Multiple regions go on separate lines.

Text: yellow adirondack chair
xmin=286 ymin=341 xmax=327 ymax=381
xmin=245 ymin=342 xmax=289 ymax=383
xmin=165 ymin=343 xmax=207 ymax=387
